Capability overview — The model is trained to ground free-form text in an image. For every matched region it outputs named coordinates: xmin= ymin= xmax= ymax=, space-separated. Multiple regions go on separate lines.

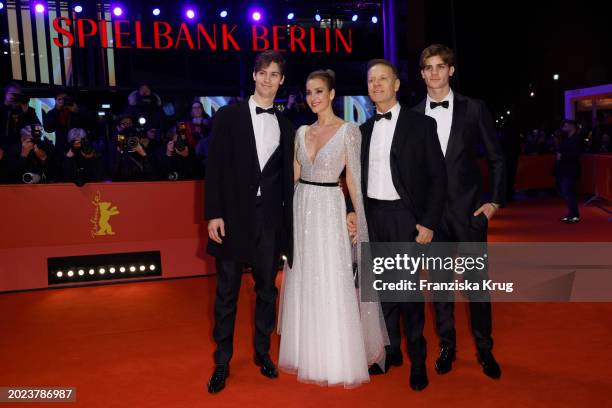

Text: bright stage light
xmin=152 ymin=8 xmax=160 ymax=16
xmin=120 ymin=266 xmax=126 ymax=273
xmin=110 ymin=267 xmax=116 ymax=274
xmin=130 ymin=266 xmax=136 ymax=272
xmin=186 ymin=9 xmax=195 ymax=19
xmin=371 ymin=16 xmax=378 ymax=24
xmin=138 ymin=116 xmax=146 ymax=125
xmin=287 ymin=12 xmax=294 ymax=20
xmin=74 ymin=5 xmax=83 ymax=13
xmin=0 ymin=3 xmax=5 ymax=11
xmin=251 ymin=11 xmax=262 ymax=22
xmin=149 ymin=265 xmax=156 ymax=271
xmin=34 ymin=3 xmax=45 ymax=13
xmin=351 ymin=14 xmax=358 ymax=22
xmin=530 ymin=91 xmax=535 ymax=98
xmin=112 ymin=7 xmax=123 ymax=17
xmin=56 ymin=271 xmax=63 ymax=278
xmin=78 ymin=269 xmax=85 ymax=276
xmin=89 ymin=269 xmax=95 ymax=275
xmin=506 ymin=110 xmax=511 ymax=115
xmin=553 ymin=74 xmax=560 ymax=80
xmin=315 ymin=13 xmax=321 ymax=22
xmin=220 ymin=10 xmax=228 ymax=18
xmin=99 ymin=268 xmax=106 ymax=275
xmin=139 ymin=265 xmax=146 ymax=272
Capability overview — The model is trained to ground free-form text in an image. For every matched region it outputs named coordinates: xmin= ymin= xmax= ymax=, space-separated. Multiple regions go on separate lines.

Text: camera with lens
xmin=29 ymin=124 xmax=51 ymax=151
xmin=175 ymin=122 xmax=188 ymax=152
xmin=117 ymin=127 xmax=140 ymax=153
xmin=71 ymin=136 xmax=94 ymax=155
xmin=22 ymin=172 xmax=42 ymax=184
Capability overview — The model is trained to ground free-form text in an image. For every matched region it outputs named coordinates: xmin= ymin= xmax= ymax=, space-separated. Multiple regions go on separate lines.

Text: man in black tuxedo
xmin=204 ymin=51 xmax=295 ymax=393
xmin=413 ymin=44 xmax=505 ymax=379
xmin=349 ymin=59 xmax=447 ymax=391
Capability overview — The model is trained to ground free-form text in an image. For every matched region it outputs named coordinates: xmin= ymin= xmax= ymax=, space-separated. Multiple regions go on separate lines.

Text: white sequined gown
xmin=278 ymin=122 xmax=388 ymax=388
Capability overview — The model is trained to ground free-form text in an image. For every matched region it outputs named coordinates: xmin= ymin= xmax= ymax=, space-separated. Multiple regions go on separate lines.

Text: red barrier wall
xmin=0 ymin=181 xmax=214 ymax=292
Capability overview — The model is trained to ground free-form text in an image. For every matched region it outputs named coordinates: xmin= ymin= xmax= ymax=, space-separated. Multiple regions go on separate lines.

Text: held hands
xmin=415 ymin=224 xmax=434 ymax=244
xmin=473 ymin=202 xmax=499 ymax=220
xmin=208 ymin=218 xmax=225 ymax=244
xmin=346 ymin=212 xmax=357 ymax=244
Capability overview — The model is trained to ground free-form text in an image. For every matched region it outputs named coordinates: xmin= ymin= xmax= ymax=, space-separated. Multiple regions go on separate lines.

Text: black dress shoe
xmin=409 ymin=364 xmax=429 ymax=391
xmin=207 ymin=364 xmax=229 ymax=394
xmin=254 ymin=354 xmax=279 ymax=379
xmin=368 ymin=352 xmax=403 ymax=375
xmin=477 ymin=351 xmax=501 ymax=379
xmin=435 ymin=347 xmax=456 ymax=375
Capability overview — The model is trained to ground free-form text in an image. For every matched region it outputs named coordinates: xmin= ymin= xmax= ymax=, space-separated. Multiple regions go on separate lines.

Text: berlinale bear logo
xmin=90 ymin=191 xmax=120 ymax=237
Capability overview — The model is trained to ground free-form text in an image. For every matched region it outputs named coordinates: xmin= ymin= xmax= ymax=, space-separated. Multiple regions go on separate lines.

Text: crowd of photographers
xmin=0 ymin=82 xmax=211 ymax=186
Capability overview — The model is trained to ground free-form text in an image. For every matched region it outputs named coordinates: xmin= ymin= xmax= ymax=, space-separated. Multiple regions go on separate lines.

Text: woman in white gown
xmin=278 ymin=70 xmax=388 ymax=388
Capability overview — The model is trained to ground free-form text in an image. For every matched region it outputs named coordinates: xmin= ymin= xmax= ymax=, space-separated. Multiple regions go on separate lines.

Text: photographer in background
xmin=43 ymin=89 xmax=91 ymax=156
xmin=62 ymin=128 xmax=105 ymax=186
xmin=6 ymin=124 xmax=58 ymax=183
xmin=127 ymin=83 xmax=164 ymax=145
xmin=108 ymin=115 xmax=154 ymax=181
xmin=158 ymin=123 xmax=200 ymax=180
xmin=1 ymin=83 xmax=41 ymax=156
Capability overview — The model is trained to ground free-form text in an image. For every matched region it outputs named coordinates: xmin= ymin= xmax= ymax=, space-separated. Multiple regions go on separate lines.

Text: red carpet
xmin=1 ymin=197 xmax=611 ymax=407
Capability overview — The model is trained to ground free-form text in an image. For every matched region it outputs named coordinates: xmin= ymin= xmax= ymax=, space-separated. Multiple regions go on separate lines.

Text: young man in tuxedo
xmin=349 ymin=59 xmax=447 ymax=391
xmin=413 ymin=44 xmax=505 ymax=379
xmin=205 ymin=51 xmax=295 ymax=393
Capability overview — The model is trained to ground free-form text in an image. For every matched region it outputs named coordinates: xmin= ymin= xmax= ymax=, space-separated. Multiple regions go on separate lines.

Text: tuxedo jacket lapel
xmin=446 ymin=93 xmax=467 ymax=162
xmin=360 ymin=118 xmax=375 ymax=194
xmin=390 ymin=107 xmax=408 ymax=158
xmin=239 ymin=100 xmax=262 ymax=176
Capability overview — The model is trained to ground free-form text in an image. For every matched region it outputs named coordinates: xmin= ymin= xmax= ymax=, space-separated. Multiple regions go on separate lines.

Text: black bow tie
xmin=256 ymin=106 xmax=276 ymax=115
xmin=430 ymin=100 xmax=449 ymax=109
xmin=375 ymin=111 xmax=392 ymax=121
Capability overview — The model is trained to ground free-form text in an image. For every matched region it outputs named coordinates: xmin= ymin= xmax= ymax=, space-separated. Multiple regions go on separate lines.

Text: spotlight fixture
xmin=138 ymin=116 xmax=146 ymax=125
xmin=34 ymin=3 xmax=45 ymax=13
xmin=186 ymin=9 xmax=195 ymax=19
xmin=112 ymin=6 xmax=123 ymax=17
xmin=0 ymin=2 xmax=4 ymax=11
xmin=152 ymin=8 xmax=160 ymax=16
xmin=251 ymin=11 xmax=262 ymax=22
xmin=48 ymin=251 xmax=162 ymax=285
xmin=287 ymin=12 xmax=294 ymax=20
xmin=553 ymin=74 xmax=560 ymax=81
xmin=74 ymin=5 xmax=83 ymax=13
xmin=220 ymin=10 xmax=228 ymax=18
xmin=315 ymin=13 xmax=321 ymax=22
xmin=351 ymin=14 xmax=358 ymax=22
xmin=506 ymin=110 xmax=511 ymax=115
xmin=371 ymin=16 xmax=378 ymax=24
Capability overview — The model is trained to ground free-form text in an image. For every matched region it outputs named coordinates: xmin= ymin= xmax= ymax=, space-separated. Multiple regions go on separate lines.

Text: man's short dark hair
xmin=253 ymin=51 xmax=285 ymax=76
xmin=420 ymin=44 xmax=455 ymax=68
xmin=366 ymin=59 xmax=399 ymax=78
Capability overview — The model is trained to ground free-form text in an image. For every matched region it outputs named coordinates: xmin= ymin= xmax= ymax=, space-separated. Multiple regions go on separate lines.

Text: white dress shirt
xmin=367 ymin=102 xmax=401 ymax=200
xmin=425 ymin=89 xmax=454 ymax=156
xmin=248 ymin=96 xmax=280 ymax=195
